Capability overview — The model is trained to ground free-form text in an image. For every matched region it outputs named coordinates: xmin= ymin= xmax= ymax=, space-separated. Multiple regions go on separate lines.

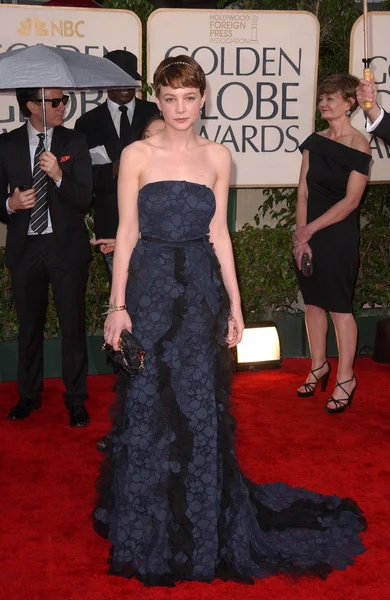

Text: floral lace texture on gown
xmin=94 ymin=181 xmax=366 ymax=586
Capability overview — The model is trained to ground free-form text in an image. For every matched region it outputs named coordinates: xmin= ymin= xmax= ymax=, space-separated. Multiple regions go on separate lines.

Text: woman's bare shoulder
xmin=121 ymin=139 xmax=157 ymax=169
xmin=201 ymin=138 xmax=231 ymax=162
xmin=350 ymin=130 xmax=371 ymax=154
xmin=121 ymin=140 xmax=147 ymax=159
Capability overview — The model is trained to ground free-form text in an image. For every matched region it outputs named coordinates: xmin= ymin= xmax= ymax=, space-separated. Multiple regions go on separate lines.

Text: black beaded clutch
xmin=102 ymin=329 xmax=145 ymax=377
xmin=302 ymin=253 xmax=313 ymax=277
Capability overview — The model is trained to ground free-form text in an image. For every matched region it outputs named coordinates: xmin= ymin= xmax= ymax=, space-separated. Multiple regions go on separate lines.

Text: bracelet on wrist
xmin=103 ymin=304 xmax=127 ymax=315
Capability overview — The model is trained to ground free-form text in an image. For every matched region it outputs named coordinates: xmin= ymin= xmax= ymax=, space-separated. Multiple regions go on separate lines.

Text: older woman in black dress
xmin=293 ymin=74 xmax=371 ymax=413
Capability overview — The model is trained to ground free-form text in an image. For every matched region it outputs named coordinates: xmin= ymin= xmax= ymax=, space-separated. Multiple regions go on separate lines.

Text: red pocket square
xmin=60 ymin=155 xmax=71 ymax=163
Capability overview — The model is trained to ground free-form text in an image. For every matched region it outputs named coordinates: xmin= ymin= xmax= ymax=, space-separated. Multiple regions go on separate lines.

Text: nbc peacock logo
xmin=18 ymin=17 xmax=48 ymax=37
xmin=17 ymin=16 xmax=85 ymax=38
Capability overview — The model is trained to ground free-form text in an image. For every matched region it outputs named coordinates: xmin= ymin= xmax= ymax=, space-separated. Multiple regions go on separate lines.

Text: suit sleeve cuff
xmin=367 ymin=107 xmax=385 ymax=132
xmin=6 ymin=198 xmax=15 ymax=214
xmin=55 ymin=178 xmax=62 ymax=188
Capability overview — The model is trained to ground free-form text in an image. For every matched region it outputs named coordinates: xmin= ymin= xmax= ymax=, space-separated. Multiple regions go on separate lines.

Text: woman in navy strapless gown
xmin=96 ymin=56 xmax=367 ymax=586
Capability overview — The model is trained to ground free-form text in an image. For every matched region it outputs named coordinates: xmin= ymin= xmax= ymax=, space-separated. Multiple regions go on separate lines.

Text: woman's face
xmin=318 ymin=90 xmax=353 ymax=121
xmin=141 ymin=118 xmax=165 ymax=139
xmin=156 ymin=85 xmax=205 ymax=131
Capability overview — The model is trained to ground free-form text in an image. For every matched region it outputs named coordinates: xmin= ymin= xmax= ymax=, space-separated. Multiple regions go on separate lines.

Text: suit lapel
xmin=51 ymin=127 xmax=63 ymax=159
xmin=16 ymin=124 xmax=32 ymax=182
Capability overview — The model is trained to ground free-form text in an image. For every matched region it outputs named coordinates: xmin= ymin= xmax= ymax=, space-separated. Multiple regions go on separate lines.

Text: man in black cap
xmin=75 ymin=50 xmax=159 ymax=271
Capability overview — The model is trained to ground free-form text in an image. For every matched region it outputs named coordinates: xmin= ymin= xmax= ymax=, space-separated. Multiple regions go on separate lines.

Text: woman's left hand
xmin=293 ymin=241 xmax=312 ymax=270
xmin=293 ymin=225 xmax=312 ymax=247
xmin=226 ymin=308 xmax=245 ymax=348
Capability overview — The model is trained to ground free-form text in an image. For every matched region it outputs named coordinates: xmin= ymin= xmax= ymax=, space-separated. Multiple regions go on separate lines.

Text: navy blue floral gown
xmin=95 ymin=181 xmax=366 ymax=586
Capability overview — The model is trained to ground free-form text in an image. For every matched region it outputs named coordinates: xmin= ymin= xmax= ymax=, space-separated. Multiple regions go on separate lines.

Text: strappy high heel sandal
xmin=297 ymin=360 xmax=330 ymax=398
xmin=324 ymin=375 xmax=356 ymax=414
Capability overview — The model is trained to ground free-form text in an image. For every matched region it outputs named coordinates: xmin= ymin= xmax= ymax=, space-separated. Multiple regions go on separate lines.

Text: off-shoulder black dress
xmin=296 ymin=133 xmax=371 ymax=313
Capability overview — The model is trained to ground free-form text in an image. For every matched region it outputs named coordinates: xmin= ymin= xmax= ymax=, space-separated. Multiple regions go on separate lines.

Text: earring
xmin=346 ymin=109 xmax=351 ymax=117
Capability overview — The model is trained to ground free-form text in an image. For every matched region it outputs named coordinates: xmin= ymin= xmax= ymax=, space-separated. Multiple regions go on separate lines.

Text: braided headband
xmin=156 ymin=61 xmax=194 ymax=75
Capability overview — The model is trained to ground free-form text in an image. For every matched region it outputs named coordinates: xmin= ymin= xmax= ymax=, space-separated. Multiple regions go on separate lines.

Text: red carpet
xmin=0 ymin=357 xmax=389 ymax=600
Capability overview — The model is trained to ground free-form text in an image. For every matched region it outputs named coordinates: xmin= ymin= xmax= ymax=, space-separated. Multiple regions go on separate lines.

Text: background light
xmin=235 ymin=321 xmax=281 ymax=371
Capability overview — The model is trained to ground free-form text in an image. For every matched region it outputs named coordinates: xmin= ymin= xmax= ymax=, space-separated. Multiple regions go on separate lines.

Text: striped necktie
xmin=30 ymin=133 xmax=48 ymax=234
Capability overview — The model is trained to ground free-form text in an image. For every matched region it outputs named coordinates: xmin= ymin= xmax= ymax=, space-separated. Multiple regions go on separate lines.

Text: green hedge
xmin=1 ymin=227 xmax=389 ymax=342
xmin=231 ymin=226 xmax=390 ymax=321
xmin=0 ymin=246 xmax=109 ymax=342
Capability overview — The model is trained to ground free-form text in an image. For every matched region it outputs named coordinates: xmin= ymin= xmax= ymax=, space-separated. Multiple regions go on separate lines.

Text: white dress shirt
xmin=107 ymin=96 xmax=136 ymax=137
xmin=366 ymin=107 xmax=385 ymax=132
xmin=6 ymin=122 xmax=62 ymax=235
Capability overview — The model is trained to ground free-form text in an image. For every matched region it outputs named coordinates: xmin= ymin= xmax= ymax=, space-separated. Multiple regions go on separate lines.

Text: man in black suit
xmin=357 ymin=76 xmax=390 ymax=144
xmin=75 ymin=50 xmax=159 ymax=271
xmin=0 ymin=88 xmax=93 ymax=427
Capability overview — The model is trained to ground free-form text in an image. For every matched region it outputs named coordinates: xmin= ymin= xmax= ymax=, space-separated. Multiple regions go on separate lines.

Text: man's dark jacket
xmin=0 ymin=124 xmax=93 ymax=268
xmin=75 ymin=98 xmax=159 ymax=239
xmin=370 ymin=110 xmax=390 ymax=145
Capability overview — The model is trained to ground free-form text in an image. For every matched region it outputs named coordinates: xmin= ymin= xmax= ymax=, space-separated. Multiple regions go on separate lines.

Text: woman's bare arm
xmin=104 ymin=142 xmax=146 ymax=349
xmin=296 ymin=150 xmax=309 ymax=228
xmin=208 ymin=144 xmax=244 ymax=346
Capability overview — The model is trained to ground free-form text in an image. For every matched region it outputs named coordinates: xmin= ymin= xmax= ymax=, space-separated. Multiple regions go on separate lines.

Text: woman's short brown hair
xmin=318 ymin=73 xmax=360 ymax=114
xmin=153 ymin=55 xmax=206 ymax=98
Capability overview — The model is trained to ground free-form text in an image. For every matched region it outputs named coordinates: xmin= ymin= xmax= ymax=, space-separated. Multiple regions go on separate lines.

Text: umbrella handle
xmin=363 ymin=68 xmax=373 ymax=110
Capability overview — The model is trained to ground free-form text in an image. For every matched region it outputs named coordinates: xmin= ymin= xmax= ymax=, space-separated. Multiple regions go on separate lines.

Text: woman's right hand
xmin=104 ymin=310 xmax=132 ymax=351
xmin=293 ymin=242 xmax=312 ymax=271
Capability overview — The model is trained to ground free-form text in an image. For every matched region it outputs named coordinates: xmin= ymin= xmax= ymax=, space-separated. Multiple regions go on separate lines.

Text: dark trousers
xmin=102 ymin=250 xmax=114 ymax=280
xmin=10 ymin=234 xmax=89 ymax=408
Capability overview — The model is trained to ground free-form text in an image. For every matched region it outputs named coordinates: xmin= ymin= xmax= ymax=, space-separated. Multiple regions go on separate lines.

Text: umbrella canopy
xmin=0 ymin=44 xmax=140 ymax=91
xmin=44 ymin=0 xmax=101 ymax=6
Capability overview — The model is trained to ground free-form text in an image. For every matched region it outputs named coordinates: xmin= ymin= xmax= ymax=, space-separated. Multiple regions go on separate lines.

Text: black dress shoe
xmin=7 ymin=398 xmax=41 ymax=420
xmin=68 ymin=405 xmax=90 ymax=427
xmin=96 ymin=437 xmax=109 ymax=452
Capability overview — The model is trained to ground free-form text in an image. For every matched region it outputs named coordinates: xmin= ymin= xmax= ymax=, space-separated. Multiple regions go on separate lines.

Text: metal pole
xmin=362 ymin=0 xmax=373 ymax=109
xmin=41 ymin=87 xmax=48 ymax=148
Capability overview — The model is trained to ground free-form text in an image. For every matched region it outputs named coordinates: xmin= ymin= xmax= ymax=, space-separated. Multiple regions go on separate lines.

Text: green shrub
xmin=232 ymin=226 xmax=390 ymax=320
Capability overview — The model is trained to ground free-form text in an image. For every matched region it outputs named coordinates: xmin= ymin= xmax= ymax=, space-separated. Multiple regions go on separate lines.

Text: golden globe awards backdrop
xmin=0 ymin=4 xmax=141 ymax=133
xmin=148 ymin=9 xmax=320 ymax=187
xmin=350 ymin=12 xmax=390 ymax=183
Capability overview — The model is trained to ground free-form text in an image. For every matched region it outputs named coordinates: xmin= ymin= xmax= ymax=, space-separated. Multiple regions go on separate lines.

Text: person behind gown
xmin=75 ymin=50 xmax=159 ymax=277
xmin=293 ymin=74 xmax=371 ymax=413
xmin=356 ymin=74 xmax=390 ymax=144
xmin=140 ymin=114 xmax=165 ymax=140
xmin=103 ymin=55 xmax=244 ymax=351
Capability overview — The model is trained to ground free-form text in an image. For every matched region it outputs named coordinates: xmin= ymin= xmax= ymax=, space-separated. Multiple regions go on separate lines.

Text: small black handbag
xmin=301 ymin=253 xmax=313 ymax=277
xmin=102 ymin=329 xmax=145 ymax=377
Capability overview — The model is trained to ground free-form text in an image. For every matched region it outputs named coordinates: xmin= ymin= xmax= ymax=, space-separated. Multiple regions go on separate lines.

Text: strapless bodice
xmin=138 ymin=180 xmax=215 ymax=242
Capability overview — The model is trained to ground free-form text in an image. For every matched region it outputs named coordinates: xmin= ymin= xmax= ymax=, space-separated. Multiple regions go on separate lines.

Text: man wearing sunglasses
xmin=0 ymin=87 xmax=93 ymax=428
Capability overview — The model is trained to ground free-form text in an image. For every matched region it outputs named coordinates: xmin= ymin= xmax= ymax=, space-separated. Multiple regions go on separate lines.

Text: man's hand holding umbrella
xmin=357 ymin=74 xmax=381 ymax=122
xmin=39 ymin=151 xmax=62 ymax=182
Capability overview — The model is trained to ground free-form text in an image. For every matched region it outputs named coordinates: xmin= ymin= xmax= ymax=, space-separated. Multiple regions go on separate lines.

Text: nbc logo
xmin=17 ymin=17 xmax=85 ymax=38
xmin=18 ymin=17 xmax=48 ymax=37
